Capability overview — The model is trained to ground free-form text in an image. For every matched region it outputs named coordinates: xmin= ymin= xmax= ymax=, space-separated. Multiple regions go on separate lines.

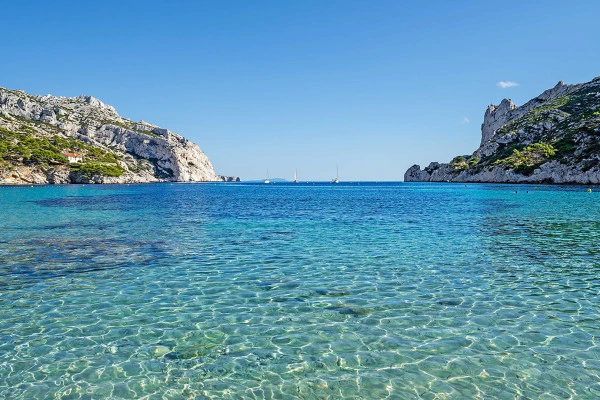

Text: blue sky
xmin=2 ymin=1 xmax=599 ymax=180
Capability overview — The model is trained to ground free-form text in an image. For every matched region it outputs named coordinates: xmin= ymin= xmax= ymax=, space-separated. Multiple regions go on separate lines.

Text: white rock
xmin=0 ymin=86 xmax=238 ymax=184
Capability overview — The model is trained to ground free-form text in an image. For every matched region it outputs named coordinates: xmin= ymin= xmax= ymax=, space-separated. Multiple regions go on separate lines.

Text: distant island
xmin=405 ymin=76 xmax=600 ymax=184
xmin=0 ymin=87 xmax=239 ymax=184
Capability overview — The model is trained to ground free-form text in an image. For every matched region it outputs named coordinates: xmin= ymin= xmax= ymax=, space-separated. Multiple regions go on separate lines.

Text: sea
xmin=1 ymin=182 xmax=599 ymax=399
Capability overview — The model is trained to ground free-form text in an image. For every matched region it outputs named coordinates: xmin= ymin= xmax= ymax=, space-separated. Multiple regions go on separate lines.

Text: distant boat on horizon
xmin=331 ymin=164 xmax=339 ymax=184
xmin=263 ymin=169 xmax=270 ymax=184
xmin=294 ymin=169 xmax=298 ymax=183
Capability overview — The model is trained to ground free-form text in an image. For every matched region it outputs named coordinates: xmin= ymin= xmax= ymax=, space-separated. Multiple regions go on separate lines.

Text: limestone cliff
xmin=0 ymin=87 xmax=238 ymax=184
xmin=405 ymin=77 xmax=600 ymax=184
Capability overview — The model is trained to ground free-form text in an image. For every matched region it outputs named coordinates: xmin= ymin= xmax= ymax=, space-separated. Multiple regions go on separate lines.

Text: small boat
xmin=293 ymin=169 xmax=298 ymax=183
xmin=263 ymin=169 xmax=270 ymax=184
xmin=331 ymin=164 xmax=339 ymax=184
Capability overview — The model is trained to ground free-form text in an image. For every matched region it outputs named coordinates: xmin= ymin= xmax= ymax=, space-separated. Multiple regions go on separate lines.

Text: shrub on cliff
xmin=495 ymin=142 xmax=556 ymax=175
xmin=71 ymin=162 xmax=123 ymax=177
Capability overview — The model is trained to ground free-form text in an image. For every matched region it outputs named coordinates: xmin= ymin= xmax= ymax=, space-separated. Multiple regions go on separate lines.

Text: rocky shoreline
xmin=0 ymin=88 xmax=239 ymax=184
xmin=405 ymin=77 xmax=600 ymax=184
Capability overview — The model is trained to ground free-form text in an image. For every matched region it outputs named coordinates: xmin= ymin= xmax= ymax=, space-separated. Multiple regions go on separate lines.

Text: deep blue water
xmin=1 ymin=182 xmax=600 ymax=399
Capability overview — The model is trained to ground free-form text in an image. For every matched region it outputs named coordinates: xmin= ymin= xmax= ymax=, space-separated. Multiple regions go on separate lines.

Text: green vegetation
xmin=19 ymin=124 xmax=35 ymax=134
xmin=449 ymin=155 xmax=480 ymax=172
xmin=56 ymin=112 xmax=69 ymax=121
xmin=479 ymin=143 xmax=526 ymax=167
xmin=553 ymin=134 xmax=577 ymax=156
xmin=0 ymin=125 xmax=123 ymax=177
xmin=579 ymin=109 xmax=600 ymax=122
xmin=0 ymin=126 xmax=68 ymax=164
xmin=71 ymin=162 xmax=123 ymax=177
xmin=493 ymin=142 xmax=556 ymax=175
xmin=495 ymin=96 xmax=571 ymax=137
xmin=582 ymin=159 xmax=599 ymax=172
xmin=450 ymin=155 xmax=469 ymax=170
xmin=0 ymin=90 xmax=181 ymax=182
xmin=449 ymin=82 xmax=600 ymax=177
xmin=561 ymin=86 xmax=600 ymax=115
xmin=46 ymin=136 xmax=120 ymax=165
xmin=576 ymin=132 xmax=600 ymax=163
xmin=534 ymin=95 xmax=570 ymax=115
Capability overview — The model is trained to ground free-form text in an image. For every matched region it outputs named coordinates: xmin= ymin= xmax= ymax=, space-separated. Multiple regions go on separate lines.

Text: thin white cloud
xmin=497 ymin=81 xmax=519 ymax=89
xmin=462 ymin=117 xmax=470 ymax=124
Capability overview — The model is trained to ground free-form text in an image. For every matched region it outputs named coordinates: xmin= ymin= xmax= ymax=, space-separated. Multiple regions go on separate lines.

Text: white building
xmin=61 ymin=152 xmax=82 ymax=163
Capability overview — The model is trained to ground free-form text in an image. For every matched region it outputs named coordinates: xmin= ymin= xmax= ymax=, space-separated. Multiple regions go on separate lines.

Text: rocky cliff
xmin=405 ymin=76 xmax=600 ymax=184
xmin=0 ymin=87 xmax=238 ymax=184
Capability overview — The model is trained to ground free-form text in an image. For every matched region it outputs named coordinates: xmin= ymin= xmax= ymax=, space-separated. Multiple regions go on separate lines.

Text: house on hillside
xmin=61 ymin=152 xmax=82 ymax=163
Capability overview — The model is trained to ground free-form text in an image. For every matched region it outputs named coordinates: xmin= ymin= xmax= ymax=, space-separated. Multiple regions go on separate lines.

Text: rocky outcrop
xmin=405 ymin=76 xmax=600 ymax=183
xmin=0 ymin=87 xmax=237 ymax=184
xmin=218 ymin=175 xmax=241 ymax=182
xmin=405 ymin=161 xmax=600 ymax=184
xmin=480 ymin=99 xmax=517 ymax=146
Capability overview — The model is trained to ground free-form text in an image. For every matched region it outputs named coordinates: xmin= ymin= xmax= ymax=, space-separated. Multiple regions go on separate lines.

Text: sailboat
xmin=263 ymin=169 xmax=270 ymax=184
xmin=331 ymin=164 xmax=339 ymax=184
xmin=293 ymin=169 xmax=298 ymax=183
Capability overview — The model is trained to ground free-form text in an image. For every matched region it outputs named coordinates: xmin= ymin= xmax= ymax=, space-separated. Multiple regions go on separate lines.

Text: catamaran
xmin=293 ymin=169 xmax=298 ymax=183
xmin=263 ymin=169 xmax=270 ymax=184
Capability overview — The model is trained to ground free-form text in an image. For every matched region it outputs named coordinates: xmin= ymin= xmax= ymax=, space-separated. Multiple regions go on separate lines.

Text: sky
xmin=2 ymin=0 xmax=600 ymax=181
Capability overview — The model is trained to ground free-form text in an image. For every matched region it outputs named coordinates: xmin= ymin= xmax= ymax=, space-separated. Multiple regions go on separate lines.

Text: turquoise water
xmin=1 ymin=182 xmax=600 ymax=399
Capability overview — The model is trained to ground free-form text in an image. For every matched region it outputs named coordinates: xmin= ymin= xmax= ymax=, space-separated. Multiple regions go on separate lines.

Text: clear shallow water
xmin=1 ymin=182 xmax=600 ymax=399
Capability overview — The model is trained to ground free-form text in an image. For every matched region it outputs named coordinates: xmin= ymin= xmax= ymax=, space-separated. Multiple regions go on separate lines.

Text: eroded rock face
xmin=481 ymin=99 xmax=517 ymax=146
xmin=475 ymin=81 xmax=573 ymax=158
xmin=404 ymin=165 xmax=431 ymax=182
xmin=0 ymin=87 xmax=236 ymax=184
xmin=405 ymin=77 xmax=600 ymax=184
xmin=45 ymin=167 xmax=70 ymax=184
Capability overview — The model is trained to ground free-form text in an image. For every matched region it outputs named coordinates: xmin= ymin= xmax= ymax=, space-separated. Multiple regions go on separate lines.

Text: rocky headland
xmin=0 ymin=87 xmax=238 ymax=184
xmin=405 ymin=76 xmax=600 ymax=184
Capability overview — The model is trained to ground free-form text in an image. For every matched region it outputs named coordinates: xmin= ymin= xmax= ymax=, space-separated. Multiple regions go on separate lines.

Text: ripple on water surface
xmin=1 ymin=183 xmax=600 ymax=399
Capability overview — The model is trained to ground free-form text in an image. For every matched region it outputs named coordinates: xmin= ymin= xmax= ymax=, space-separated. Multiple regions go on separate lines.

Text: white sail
xmin=331 ymin=163 xmax=339 ymax=183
